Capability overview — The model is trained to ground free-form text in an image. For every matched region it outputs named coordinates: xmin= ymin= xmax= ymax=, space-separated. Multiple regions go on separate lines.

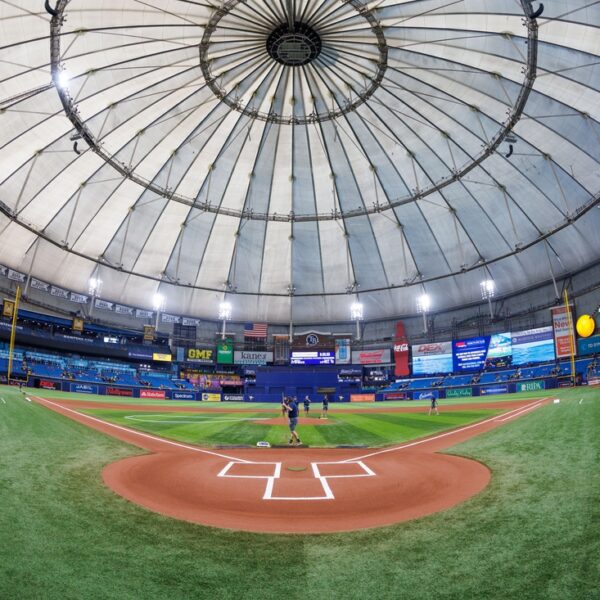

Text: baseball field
xmin=0 ymin=386 xmax=598 ymax=599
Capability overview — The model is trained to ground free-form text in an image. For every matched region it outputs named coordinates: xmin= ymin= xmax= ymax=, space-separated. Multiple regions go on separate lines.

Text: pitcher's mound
xmin=254 ymin=417 xmax=333 ymax=426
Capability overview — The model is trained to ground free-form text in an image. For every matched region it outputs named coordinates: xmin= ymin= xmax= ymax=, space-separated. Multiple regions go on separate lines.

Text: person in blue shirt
xmin=282 ymin=396 xmax=302 ymax=446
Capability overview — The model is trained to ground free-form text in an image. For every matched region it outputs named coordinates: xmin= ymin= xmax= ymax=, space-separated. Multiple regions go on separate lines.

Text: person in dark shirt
xmin=427 ymin=393 xmax=439 ymax=416
xmin=303 ymin=395 xmax=311 ymax=417
xmin=321 ymin=394 xmax=329 ymax=419
xmin=282 ymin=396 xmax=302 ymax=446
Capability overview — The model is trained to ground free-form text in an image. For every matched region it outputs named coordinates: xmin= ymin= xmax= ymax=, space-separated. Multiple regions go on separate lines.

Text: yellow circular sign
xmin=576 ymin=314 xmax=596 ymax=338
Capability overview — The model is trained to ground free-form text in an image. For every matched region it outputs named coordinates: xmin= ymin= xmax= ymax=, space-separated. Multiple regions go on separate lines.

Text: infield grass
xmin=0 ymin=386 xmax=597 ymax=600
xmin=82 ymin=406 xmax=499 ymax=447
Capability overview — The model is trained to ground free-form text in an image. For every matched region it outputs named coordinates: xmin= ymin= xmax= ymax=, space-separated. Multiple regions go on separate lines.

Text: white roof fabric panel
xmin=0 ymin=1 xmax=598 ymax=322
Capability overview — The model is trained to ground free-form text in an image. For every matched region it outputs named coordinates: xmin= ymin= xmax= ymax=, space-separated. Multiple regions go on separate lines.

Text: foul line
xmin=340 ymin=398 xmax=548 ymax=463
xmin=31 ymin=396 xmax=253 ymax=463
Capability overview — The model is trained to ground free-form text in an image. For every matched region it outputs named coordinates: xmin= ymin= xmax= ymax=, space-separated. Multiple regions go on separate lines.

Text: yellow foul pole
xmin=7 ymin=285 xmax=21 ymax=382
xmin=562 ymin=289 xmax=576 ymax=384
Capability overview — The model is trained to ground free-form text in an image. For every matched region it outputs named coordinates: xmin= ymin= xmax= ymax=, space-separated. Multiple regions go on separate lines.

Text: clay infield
xmin=32 ymin=396 xmax=549 ymax=534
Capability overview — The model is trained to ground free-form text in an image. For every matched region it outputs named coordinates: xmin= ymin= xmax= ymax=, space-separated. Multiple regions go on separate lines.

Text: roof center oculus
xmin=266 ymin=22 xmax=322 ymax=66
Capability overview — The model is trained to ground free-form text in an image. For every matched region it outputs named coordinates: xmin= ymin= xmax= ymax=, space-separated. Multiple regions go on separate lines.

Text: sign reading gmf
xmin=187 ymin=347 xmax=214 ymax=363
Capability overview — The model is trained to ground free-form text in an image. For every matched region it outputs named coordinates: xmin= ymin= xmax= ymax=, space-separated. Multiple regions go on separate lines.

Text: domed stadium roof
xmin=0 ymin=1 xmax=598 ymax=323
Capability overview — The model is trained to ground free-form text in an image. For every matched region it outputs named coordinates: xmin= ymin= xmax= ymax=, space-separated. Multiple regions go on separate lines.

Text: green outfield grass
xmin=81 ymin=406 xmax=499 ymax=448
xmin=0 ymin=386 xmax=597 ymax=600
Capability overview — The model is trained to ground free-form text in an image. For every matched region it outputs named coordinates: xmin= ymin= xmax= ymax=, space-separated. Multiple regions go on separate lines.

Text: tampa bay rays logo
xmin=306 ymin=333 xmax=319 ymax=346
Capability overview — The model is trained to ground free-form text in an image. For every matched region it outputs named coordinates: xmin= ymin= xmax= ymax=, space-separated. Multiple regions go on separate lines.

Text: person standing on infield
xmin=321 ymin=394 xmax=329 ymax=419
xmin=282 ymin=396 xmax=302 ymax=445
xmin=303 ymin=395 xmax=311 ymax=417
xmin=427 ymin=393 xmax=439 ymax=416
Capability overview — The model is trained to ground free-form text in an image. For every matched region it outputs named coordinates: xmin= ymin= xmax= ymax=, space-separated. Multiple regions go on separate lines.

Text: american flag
xmin=244 ymin=323 xmax=268 ymax=338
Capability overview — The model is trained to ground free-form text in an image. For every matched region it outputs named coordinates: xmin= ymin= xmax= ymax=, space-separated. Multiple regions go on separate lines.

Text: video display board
xmin=511 ymin=327 xmax=555 ymax=365
xmin=290 ymin=350 xmax=335 ymax=365
xmin=412 ymin=342 xmax=453 ymax=375
xmin=485 ymin=332 xmax=512 ymax=368
xmin=452 ymin=336 xmax=490 ymax=371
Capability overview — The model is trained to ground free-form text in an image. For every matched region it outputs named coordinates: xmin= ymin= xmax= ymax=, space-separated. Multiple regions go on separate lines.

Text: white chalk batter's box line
xmin=217 ymin=460 xmax=375 ymax=501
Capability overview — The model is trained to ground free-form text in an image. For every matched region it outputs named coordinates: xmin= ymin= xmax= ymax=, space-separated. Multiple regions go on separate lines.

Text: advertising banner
xmin=352 ymin=348 xmax=391 ymax=365
xmin=72 ymin=317 xmax=84 ymax=332
xmin=172 ymin=391 xmax=196 ymax=401
xmin=70 ymin=292 xmax=88 ymax=304
xmin=383 ymin=391 xmax=408 ymax=400
xmin=202 ymin=392 xmax=221 ymax=402
xmin=480 ymin=385 xmax=508 ymax=396
xmin=182 ymin=317 xmax=201 ymax=326
xmin=551 ymin=306 xmax=576 ymax=359
xmin=412 ymin=341 xmax=453 ymax=375
xmin=70 ymin=383 xmax=98 ymax=394
xmin=136 ymin=309 xmax=154 ymax=319
xmin=115 ymin=304 xmax=134 ymax=315
xmin=8 ymin=269 xmax=25 ymax=282
xmin=152 ymin=353 xmax=172 ymax=362
xmin=186 ymin=347 xmax=214 ymax=364
xmin=140 ymin=389 xmax=166 ymax=399
xmin=446 ymin=387 xmax=473 ymax=398
xmin=95 ymin=298 xmax=114 ymax=311
xmin=143 ymin=325 xmax=155 ymax=342
xmin=161 ymin=313 xmax=181 ymax=324
xmin=2 ymin=299 xmax=15 ymax=319
xmin=350 ymin=393 xmax=375 ymax=402
xmin=234 ymin=350 xmax=273 ymax=365
xmin=223 ymin=394 xmax=245 ymax=402
xmin=516 ymin=380 xmax=545 ymax=392
xmin=394 ymin=321 xmax=410 ymax=377
xmin=335 ymin=338 xmax=351 ymax=364
xmin=512 ymin=326 xmax=555 ymax=365
xmin=128 ymin=348 xmax=153 ymax=360
xmin=30 ymin=278 xmax=49 ymax=292
xmin=50 ymin=286 xmax=69 ymax=298
xmin=414 ymin=390 xmax=439 ymax=400
xmin=106 ymin=386 xmax=134 ymax=397
xmin=39 ymin=379 xmax=60 ymax=390
xmin=217 ymin=339 xmax=234 ymax=364
xmin=578 ymin=335 xmax=600 ymax=356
